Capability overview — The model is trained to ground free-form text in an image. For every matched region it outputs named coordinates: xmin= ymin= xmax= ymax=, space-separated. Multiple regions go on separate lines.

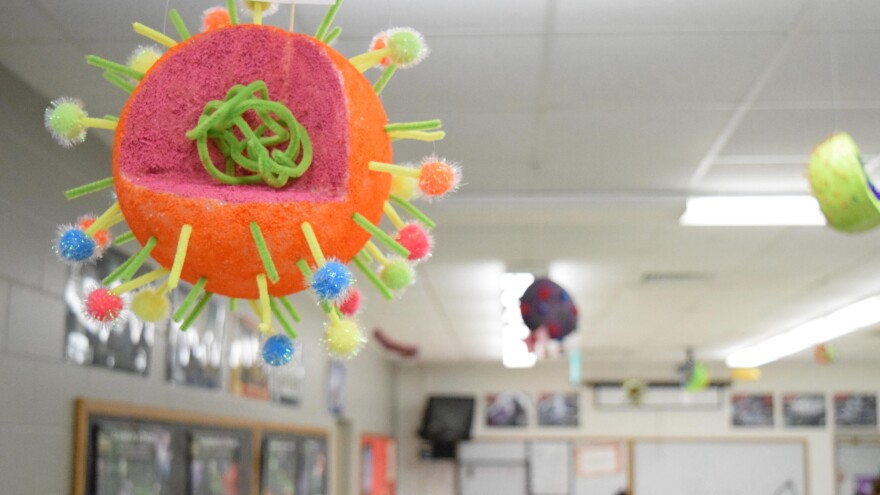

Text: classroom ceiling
xmin=3 ymin=0 xmax=880 ymax=375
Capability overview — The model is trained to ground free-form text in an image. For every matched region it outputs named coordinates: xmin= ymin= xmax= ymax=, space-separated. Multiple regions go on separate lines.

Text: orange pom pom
xmin=77 ymin=217 xmax=111 ymax=250
xmin=202 ymin=7 xmax=231 ymax=32
xmin=418 ymin=157 xmax=460 ymax=198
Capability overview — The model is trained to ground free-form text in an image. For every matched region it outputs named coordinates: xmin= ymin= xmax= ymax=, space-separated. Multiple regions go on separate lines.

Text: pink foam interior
xmin=117 ymin=26 xmax=349 ymax=203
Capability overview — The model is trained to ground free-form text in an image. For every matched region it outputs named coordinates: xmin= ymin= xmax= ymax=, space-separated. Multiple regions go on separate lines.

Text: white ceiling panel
xmin=555 ymin=0 xmax=807 ymax=33
xmin=546 ymin=34 xmax=785 ymax=109
xmin=804 ymin=0 xmax=880 ymax=32
xmin=360 ymin=35 xmax=543 ymax=115
xmin=538 ymin=108 xmax=731 ymax=191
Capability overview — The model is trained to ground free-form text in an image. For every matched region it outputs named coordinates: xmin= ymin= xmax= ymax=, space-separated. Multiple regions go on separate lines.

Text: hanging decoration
xmin=676 ymin=347 xmax=710 ymax=392
xmin=621 ymin=378 xmax=647 ymax=407
xmin=814 ymin=343 xmax=838 ymax=365
xmin=808 ymin=132 xmax=880 ymax=232
xmin=45 ymin=0 xmax=460 ymax=366
xmin=519 ymin=278 xmax=579 ymax=355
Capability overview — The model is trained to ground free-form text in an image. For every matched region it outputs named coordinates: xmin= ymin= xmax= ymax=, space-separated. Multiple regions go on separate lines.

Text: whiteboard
xmin=459 ymin=463 xmax=528 ymax=495
xmin=530 ymin=441 xmax=571 ymax=494
xmin=633 ymin=440 xmax=805 ymax=495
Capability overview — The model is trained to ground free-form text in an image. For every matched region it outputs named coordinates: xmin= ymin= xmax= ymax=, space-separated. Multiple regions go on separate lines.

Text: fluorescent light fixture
xmin=501 ymin=272 xmax=536 ymax=368
xmin=726 ymin=296 xmax=880 ymax=368
xmin=680 ymin=196 xmax=826 ymax=226
xmin=502 ymin=339 xmax=537 ymax=368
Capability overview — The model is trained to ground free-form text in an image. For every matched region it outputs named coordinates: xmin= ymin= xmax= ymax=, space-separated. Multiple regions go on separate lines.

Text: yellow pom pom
xmin=390 ymin=173 xmax=420 ymax=201
xmin=127 ymin=46 xmax=163 ymax=75
xmin=322 ymin=319 xmax=365 ymax=358
xmin=131 ymin=288 xmax=170 ymax=323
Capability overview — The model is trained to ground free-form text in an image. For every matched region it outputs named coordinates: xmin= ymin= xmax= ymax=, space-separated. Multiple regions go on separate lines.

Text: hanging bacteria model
xmin=45 ymin=0 xmax=460 ymax=366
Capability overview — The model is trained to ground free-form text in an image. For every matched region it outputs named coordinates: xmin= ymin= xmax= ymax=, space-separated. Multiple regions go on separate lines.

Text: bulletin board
xmin=72 ymin=397 xmax=329 ymax=495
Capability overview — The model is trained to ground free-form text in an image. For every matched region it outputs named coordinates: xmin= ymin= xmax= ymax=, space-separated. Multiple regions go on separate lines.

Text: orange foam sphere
xmin=113 ymin=26 xmax=392 ymax=299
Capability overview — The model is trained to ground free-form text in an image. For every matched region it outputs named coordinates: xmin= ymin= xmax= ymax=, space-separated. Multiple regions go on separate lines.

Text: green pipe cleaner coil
xmin=186 ymin=80 xmax=313 ymax=189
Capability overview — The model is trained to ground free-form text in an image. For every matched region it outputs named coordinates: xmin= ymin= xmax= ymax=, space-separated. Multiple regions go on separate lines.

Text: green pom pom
xmin=45 ymin=97 xmax=87 ymax=147
xmin=132 ymin=289 xmax=170 ymax=323
xmin=381 ymin=260 xmax=414 ymax=290
xmin=388 ymin=29 xmax=428 ymax=67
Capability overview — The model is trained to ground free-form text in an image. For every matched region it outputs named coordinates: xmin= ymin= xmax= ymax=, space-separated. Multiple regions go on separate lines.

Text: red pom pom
xmin=85 ymin=287 xmax=124 ymax=323
xmin=338 ymin=287 xmax=362 ymax=317
xmin=395 ymin=223 xmax=433 ymax=261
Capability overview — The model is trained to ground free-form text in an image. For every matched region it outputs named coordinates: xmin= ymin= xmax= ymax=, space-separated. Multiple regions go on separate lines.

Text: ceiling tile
xmin=556 ymin=0 xmax=807 ymax=33
xmin=546 ymin=33 xmax=785 ymax=108
xmin=537 ymin=108 xmax=731 ymax=191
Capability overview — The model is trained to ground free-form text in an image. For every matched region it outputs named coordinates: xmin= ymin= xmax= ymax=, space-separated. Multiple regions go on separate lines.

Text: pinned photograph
xmin=782 ymin=393 xmax=826 ymax=427
xmin=731 ymin=393 xmax=774 ymax=427
xmin=834 ymin=393 xmax=877 ymax=427
xmin=485 ymin=392 xmax=530 ymax=427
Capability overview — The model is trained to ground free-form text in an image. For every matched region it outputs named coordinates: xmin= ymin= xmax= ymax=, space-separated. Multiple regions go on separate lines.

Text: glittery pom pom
xmin=44 ymin=97 xmax=87 ymax=147
xmin=418 ymin=155 xmax=461 ymax=198
xmin=262 ymin=334 xmax=295 ymax=366
xmin=55 ymin=225 xmax=96 ymax=263
xmin=381 ymin=259 xmax=414 ymax=291
xmin=84 ymin=287 xmax=125 ymax=324
xmin=311 ymin=260 xmax=353 ymax=302
xmin=322 ymin=319 xmax=365 ymax=359
xmin=338 ymin=286 xmax=362 ymax=317
xmin=395 ymin=223 xmax=433 ymax=261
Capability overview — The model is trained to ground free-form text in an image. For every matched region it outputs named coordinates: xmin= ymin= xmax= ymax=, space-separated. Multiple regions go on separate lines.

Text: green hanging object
xmin=808 ymin=132 xmax=880 ymax=233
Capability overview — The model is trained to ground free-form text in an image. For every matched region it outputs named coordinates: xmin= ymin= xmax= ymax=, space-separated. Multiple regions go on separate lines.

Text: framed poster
xmin=75 ymin=399 xmax=324 ymax=495
xmin=298 ymin=437 xmax=328 ymax=495
xmin=485 ymin=392 xmax=530 ymax=427
xmin=228 ymin=314 xmax=270 ymax=400
xmin=261 ymin=438 xmax=297 ymax=495
xmin=835 ymin=393 xmax=878 ymax=427
xmin=782 ymin=393 xmax=826 ymax=427
xmin=92 ymin=422 xmax=174 ymax=495
xmin=536 ymin=392 xmax=579 ymax=427
xmin=188 ymin=432 xmax=244 ymax=495
xmin=166 ymin=286 xmax=225 ymax=389
xmin=731 ymin=393 xmax=774 ymax=427
xmin=64 ymin=249 xmax=156 ymax=375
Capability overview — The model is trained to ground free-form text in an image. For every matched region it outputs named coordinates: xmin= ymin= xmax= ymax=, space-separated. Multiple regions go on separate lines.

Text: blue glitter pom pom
xmin=57 ymin=227 xmax=96 ymax=262
xmin=311 ymin=260 xmax=352 ymax=301
xmin=262 ymin=334 xmax=295 ymax=367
